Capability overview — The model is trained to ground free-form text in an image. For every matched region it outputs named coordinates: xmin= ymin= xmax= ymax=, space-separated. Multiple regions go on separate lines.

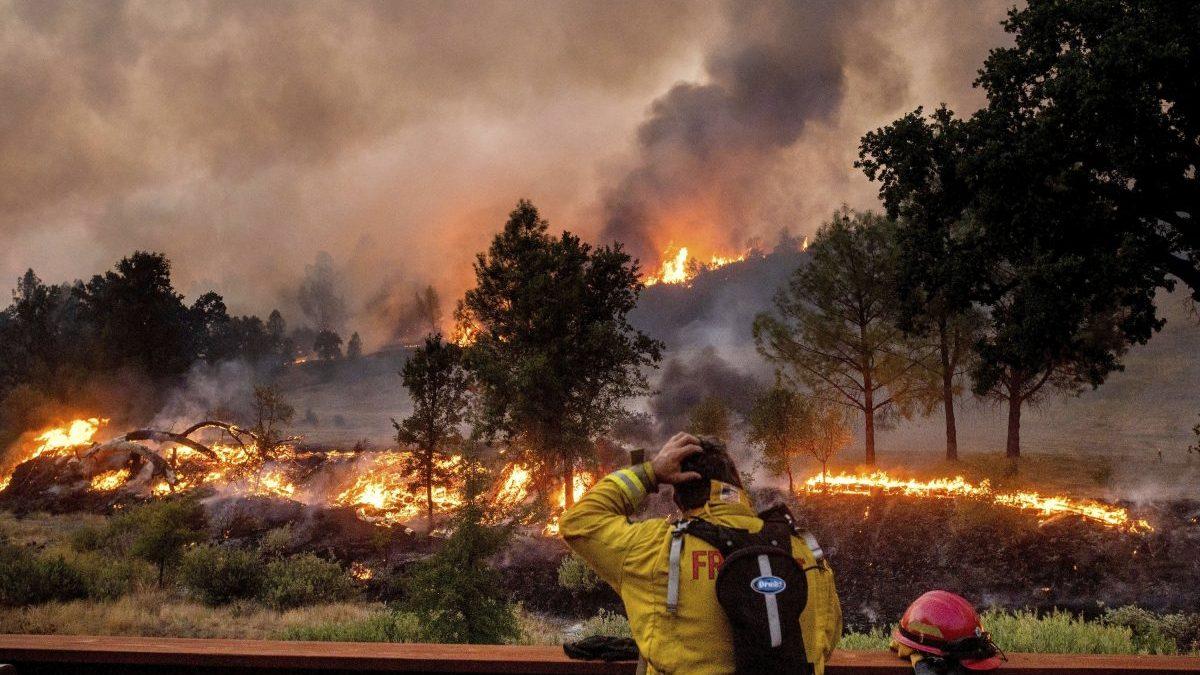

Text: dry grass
xmin=0 ymin=590 xmax=386 ymax=640
xmin=0 ymin=510 xmax=105 ymax=548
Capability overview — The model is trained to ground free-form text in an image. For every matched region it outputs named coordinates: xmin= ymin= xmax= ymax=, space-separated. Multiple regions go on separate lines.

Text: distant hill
xmin=276 ymin=249 xmax=1200 ymax=467
xmin=631 ymin=251 xmax=1200 ymax=462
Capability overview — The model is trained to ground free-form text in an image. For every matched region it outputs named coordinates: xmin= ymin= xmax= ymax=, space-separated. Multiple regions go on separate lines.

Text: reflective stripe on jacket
xmin=560 ymin=463 xmax=842 ymax=675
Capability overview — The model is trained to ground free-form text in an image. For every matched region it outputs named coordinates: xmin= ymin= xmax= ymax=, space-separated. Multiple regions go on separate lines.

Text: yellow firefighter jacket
xmin=560 ymin=463 xmax=842 ymax=675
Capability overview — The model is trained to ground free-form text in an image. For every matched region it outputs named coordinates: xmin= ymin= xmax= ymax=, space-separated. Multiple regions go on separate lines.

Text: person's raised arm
xmin=559 ymin=432 xmax=703 ymax=590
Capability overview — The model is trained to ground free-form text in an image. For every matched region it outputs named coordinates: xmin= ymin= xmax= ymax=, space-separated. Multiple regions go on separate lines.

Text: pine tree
xmin=459 ymin=200 xmax=662 ymax=506
xmin=395 ymin=335 xmax=469 ymax=534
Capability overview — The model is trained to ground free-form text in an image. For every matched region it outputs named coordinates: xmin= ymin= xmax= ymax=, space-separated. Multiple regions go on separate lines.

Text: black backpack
xmin=668 ymin=506 xmax=813 ymax=674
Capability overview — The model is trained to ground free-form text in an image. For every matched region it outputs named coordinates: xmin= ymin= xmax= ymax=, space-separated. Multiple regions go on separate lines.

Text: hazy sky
xmin=0 ymin=0 xmax=1013 ymax=344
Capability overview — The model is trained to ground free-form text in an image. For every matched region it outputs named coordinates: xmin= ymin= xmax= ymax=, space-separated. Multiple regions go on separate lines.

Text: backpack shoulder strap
xmin=759 ymin=504 xmax=825 ymax=563
xmin=666 ymin=520 xmax=688 ymax=614
xmin=666 ymin=518 xmax=759 ymax=614
xmin=681 ymin=518 xmax=752 ymax=557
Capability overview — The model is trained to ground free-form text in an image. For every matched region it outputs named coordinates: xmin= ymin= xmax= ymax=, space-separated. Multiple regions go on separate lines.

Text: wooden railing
xmin=1 ymin=635 xmax=1199 ymax=674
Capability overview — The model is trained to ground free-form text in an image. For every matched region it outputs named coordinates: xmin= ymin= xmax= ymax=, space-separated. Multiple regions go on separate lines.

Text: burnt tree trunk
xmin=939 ymin=318 xmax=958 ymax=461
xmin=563 ymin=462 xmax=574 ymax=508
xmin=1006 ymin=387 xmax=1023 ymax=459
xmin=786 ymin=464 xmax=795 ymax=496
xmin=426 ymin=479 xmax=434 ymax=536
xmin=863 ymin=376 xmax=876 ymax=465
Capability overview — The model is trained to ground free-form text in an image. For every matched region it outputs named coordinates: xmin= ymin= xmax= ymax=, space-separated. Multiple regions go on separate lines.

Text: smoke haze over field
xmin=0 ymin=0 xmax=1012 ymax=346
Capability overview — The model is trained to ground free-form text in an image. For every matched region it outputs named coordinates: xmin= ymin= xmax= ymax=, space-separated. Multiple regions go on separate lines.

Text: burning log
xmin=78 ymin=439 xmax=177 ymax=490
xmin=122 ymin=429 xmax=219 ymax=462
xmin=178 ymin=420 xmax=257 ymax=447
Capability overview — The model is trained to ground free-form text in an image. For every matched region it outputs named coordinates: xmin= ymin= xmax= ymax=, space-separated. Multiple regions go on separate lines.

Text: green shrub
xmin=1104 ymin=606 xmax=1200 ymax=654
xmin=73 ymin=551 xmax=151 ymax=600
xmin=179 ymin=544 xmax=263 ymax=605
xmin=556 ymin=554 xmax=601 ymax=593
xmin=399 ymin=492 xmax=520 ymax=644
xmin=69 ymin=523 xmax=108 ymax=552
xmin=258 ymin=525 xmax=294 ymax=559
xmin=262 ymin=553 xmax=356 ymax=610
xmin=838 ymin=626 xmax=890 ymax=650
xmin=578 ymin=609 xmax=631 ymax=639
xmin=840 ymin=609 xmax=1179 ymax=655
xmin=986 ymin=609 xmax=1174 ymax=655
xmin=278 ymin=611 xmax=422 ymax=642
xmin=116 ymin=498 xmax=207 ymax=586
xmin=0 ymin=543 xmax=87 ymax=606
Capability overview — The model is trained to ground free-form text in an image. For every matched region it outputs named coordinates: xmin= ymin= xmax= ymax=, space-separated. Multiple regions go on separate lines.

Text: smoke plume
xmin=602 ymin=0 xmax=870 ymax=261
xmin=0 ymin=0 xmax=1012 ymax=346
xmin=600 ymin=0 xmax=1013 ymax=265
xmin=650 ymin=347 xmax=763 ymax=439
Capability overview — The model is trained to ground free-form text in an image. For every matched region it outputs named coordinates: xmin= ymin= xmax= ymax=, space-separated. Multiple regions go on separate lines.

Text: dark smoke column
xmin=601 ymin=0 xmax=869 ymax=264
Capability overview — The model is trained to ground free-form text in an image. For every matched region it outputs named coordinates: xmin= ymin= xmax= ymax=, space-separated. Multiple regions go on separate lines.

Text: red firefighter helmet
xmin=892 ymin=590 xmax=1002 ymax=670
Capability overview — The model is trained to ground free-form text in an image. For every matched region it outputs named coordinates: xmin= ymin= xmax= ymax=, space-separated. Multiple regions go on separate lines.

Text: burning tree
xmin=753 ymin=209 xmax=929 ymax=464
xmin=249 ymin=385 xmax=296 ymax=464
xmin=458 ymin=200 xmax=662 ymax=507
xmin=394 ymin=334 xmax=469 ymax=534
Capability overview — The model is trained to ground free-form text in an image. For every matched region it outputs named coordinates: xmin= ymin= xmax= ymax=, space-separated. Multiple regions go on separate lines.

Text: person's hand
xmin=651 ymin=432 xmax=704 ymax=485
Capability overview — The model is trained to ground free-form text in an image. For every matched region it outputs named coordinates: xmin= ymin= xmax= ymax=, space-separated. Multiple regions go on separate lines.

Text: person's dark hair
xmin=672 ymin=436 xmax=742 ymax=511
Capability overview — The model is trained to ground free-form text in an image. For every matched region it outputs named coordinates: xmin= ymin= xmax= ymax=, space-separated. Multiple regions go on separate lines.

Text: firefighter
xmin=889 ymin=590 xmax=1004 ymax=674
xmin=560 ymin=432 xmax=841 ymax=674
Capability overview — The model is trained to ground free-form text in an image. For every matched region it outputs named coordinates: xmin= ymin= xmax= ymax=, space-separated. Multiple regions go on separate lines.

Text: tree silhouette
xmin=858 ymin=106 xmax=982 ymax=460
xmin=459 ymin=200 xmax=662 ymax=506
xmin=313 ymin=330 xmax=343 ymax=360
xmin=754 ymin=210 xmax=928 ymax=464
xmin=297 ymin=251 xmax=347 ymax=332
xmin=395 ymin=335 xmax=469 ymax=534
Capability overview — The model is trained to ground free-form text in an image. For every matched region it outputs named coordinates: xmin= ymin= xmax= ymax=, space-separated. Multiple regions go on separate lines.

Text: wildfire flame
xmin=350 ymin=561 xmax=373 ymax=580
xmin=802 ymin=471 xmax=1152 ymax=533
xmin=451 ymin=324 xmax=478 ymax=347
xmin=90 ymin=468 xmax=130 ymax=491
xmin=542 ymin=471 xmax=592 ymax=536
xmin=643 ymin=245 xmax=749 ymax=286
xmin=334 ymin=453 xmax=465 ymax=526
xmin=255 ymin=469 xmax=297 ymax=498
xmin=0 ymin=417 xmax=108 ymax=491
xmin=150 ymin=442 xmax=298 ymax=498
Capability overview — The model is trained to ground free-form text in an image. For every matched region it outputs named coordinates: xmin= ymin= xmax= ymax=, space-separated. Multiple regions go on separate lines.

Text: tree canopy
xmin=459 ymin=200 xmax=662 ymax=506
xmin=688 ymin=395 xmax=732 ymax=439
xmin=395 ymin=335 xmax=469 ymax=534
xmin=858 ymin=106 xmax=982 ymax=460
xmin=754 ymin=209 xmax=929 ymax=464
xmin=975 ymin=0 xmax=1199 ymax=302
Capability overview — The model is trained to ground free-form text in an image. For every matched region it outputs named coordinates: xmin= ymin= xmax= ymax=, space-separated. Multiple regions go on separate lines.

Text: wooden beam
xmin=1 ymin=635 xmax=1199 ymax=674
